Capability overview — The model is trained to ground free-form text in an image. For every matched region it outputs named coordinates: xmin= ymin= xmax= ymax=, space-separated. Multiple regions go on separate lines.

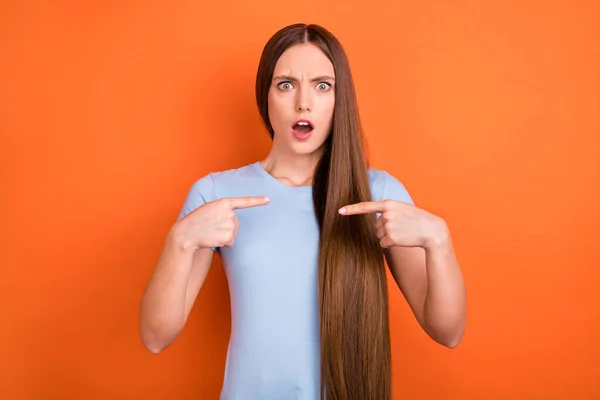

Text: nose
xmin=295 ymin=86 xmax=312 ymax=112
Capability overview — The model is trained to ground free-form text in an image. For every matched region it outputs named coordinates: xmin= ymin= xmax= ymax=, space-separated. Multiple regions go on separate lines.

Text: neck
xmin=260 ymin=149 xmax=323 ymax=187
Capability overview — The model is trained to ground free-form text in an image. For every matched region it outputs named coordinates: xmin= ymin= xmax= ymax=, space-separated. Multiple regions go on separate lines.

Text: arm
xmin=139 ymin=174 xmax=218 ymax=354
xmin=384 ymin=221 xmax=466 ymax=348
xmin=138 ymin=173 xmax=270 ymax=354
xmin=139 ymin=228 xmax=215 ymax=354
xmin=340 ymin=171 xmax=466 ymax=348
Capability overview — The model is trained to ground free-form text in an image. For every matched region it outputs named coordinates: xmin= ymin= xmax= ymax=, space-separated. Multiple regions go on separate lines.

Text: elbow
xmin=145 ymin=346 xmax=162 ymax=355
xmin=440 ymin=324 xmax=466 ymax=349
xmin=140 ymin=331 xmax=166 ymax=354
xmin=142 ymin=339 xmax=165 ymax=355
xmin=431 ymin=330 xmax=464 ymax=349
xmin=425 ymin=319 xmax=466 ymax=349
xmin=440 ymin=333 xmax=463 ymax=349
xmin=139 ymin=307 xmax=185 ymax=355
xmin=139 ymin=323 xmax=175 ymax=355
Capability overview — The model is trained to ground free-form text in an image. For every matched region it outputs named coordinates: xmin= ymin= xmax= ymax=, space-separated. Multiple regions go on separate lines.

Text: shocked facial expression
xmin=267 ymin=42 xmax=336 ymax=157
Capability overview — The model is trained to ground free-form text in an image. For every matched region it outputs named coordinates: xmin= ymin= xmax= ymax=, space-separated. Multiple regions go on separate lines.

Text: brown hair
xmin=255 ymin=23 xmax=391 ymax=400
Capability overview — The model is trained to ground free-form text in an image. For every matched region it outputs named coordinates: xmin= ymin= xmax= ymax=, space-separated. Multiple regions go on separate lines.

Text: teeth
xmin=297 ymin=122 xmax=309 ymax=126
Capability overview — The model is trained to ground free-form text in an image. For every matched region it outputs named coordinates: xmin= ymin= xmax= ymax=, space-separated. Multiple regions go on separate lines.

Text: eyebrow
xmin=272 ymin=75 xmax=335 ymax=83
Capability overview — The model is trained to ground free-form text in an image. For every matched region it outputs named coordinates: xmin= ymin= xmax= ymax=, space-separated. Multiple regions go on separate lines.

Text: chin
xmin=273 ymin=131 xmax=329 ymax=156
xmin=289 ymin=139 xmax=327 ymax=155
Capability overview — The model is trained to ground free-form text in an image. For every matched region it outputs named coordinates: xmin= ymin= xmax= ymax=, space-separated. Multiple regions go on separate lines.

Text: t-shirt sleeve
xmin=382 ymin=171 xmax=415 ymax=206
xmin=177 ymin=173 xmax=218 ymax=252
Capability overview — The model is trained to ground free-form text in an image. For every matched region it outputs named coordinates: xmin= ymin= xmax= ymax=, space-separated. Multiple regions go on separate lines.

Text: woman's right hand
xmin=171 ymin=196 xmax=270 ymax=251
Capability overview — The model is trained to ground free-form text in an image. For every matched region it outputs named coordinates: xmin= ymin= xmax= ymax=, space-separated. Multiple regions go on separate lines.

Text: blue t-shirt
xmin=177 ymin=161 xmax=414 ymax=400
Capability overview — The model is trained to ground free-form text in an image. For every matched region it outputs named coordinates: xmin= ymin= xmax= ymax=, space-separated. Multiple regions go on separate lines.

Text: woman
xmin=140 ymin=23 xmax=466 ymax=400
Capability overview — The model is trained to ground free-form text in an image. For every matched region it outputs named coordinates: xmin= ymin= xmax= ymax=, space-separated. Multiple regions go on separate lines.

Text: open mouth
xmin=292 ymin=119 xmax=314 ymax=135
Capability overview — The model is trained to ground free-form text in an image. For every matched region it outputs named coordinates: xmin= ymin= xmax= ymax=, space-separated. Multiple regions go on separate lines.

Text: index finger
xmin=339 ymin=201 xmax=388 ymax=215
xmin=224 ymin=196 xmax=270 ymax=210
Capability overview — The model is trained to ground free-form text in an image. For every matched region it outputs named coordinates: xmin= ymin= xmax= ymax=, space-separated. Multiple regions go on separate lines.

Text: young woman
xmin=140 ymin=23 xmax=466 ymax=400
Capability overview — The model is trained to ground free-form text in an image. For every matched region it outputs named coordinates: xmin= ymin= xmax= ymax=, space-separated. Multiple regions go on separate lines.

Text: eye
xmin=317 ymin=82 xmax=332 ymax=91
xmin=278 ymin=82 xmax=293 ymax=91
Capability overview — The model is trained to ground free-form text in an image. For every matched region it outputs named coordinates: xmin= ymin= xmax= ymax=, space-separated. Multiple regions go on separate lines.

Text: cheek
xmin=320 ymin=94 xmax=335 ymax=127
xmin=321 ymin=91 xmax=335 ymax=111
xmin=268 ymin=92 xmax=287 ymax=127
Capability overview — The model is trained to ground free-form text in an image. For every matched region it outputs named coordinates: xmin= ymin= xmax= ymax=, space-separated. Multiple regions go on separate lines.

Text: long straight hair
xmin=255 ymin=24 xmax=391 ymax=400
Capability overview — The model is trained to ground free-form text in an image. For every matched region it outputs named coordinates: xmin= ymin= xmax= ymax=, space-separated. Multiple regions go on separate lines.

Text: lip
xmin=291 ymin=119 xmax=315 ymax=129
xmin=291 ymin=119 xmax=315 ymax=141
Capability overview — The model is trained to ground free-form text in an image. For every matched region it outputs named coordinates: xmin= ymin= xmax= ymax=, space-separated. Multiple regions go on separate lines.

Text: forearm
xmin=422 ymin=228 xmax=466 ymax=348
xmin=139 ymin=230 xmax=195 ymax=353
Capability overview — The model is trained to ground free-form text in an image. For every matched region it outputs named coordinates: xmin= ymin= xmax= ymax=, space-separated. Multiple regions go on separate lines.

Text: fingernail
xmin=264 ymin=197 xmax=270 ymax=202
xmin=338 ymin=208 xmax=346 ymax=214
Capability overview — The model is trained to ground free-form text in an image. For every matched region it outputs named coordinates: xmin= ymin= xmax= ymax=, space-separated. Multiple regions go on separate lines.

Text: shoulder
xmin=177 ymin=162 xmax=258 ymax=220
xmin=368 ymin=167 xmax=415 ymax=206
xmin=208 ymin=162 xmax=258 ymax=182
xmin=187 ymin=162 xmax=258 ymax=194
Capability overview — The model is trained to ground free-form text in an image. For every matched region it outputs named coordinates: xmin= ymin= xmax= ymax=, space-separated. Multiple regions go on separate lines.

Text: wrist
xmin=423 ymin=218 xmax=450 ymax=251
xmin=168 ymin=223 xmax=198 ymax=254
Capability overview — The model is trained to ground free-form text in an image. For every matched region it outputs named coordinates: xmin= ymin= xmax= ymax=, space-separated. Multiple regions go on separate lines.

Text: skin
xmin=139 ymin=42 xmax=466 ymax=354
xmin=263 ymin=42 xmax=467 ymax=348
xmin=260 ymin=42 xmax=335 ymax=186
xmin=339 ymin=201 xmax=466 ymax=347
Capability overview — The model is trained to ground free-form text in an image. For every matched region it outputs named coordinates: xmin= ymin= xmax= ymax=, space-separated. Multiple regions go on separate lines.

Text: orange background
xmin=1 ymin=1 xmax=599 ymax=399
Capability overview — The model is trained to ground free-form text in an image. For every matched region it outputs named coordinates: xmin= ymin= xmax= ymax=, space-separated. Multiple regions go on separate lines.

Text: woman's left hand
xmin=338 ymin=200 xmax=448 ymax=249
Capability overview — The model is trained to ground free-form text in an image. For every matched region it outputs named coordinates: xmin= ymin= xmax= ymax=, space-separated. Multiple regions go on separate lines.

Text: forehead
xmin=273 ymin=43 xmax=334 ymax=77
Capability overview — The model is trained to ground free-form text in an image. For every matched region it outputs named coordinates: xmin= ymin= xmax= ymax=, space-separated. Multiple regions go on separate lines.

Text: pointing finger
xmin=338 ymin=201 xmax=389 ymax=215
xmin=224 ymin=196 xmax=270 ymax=210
